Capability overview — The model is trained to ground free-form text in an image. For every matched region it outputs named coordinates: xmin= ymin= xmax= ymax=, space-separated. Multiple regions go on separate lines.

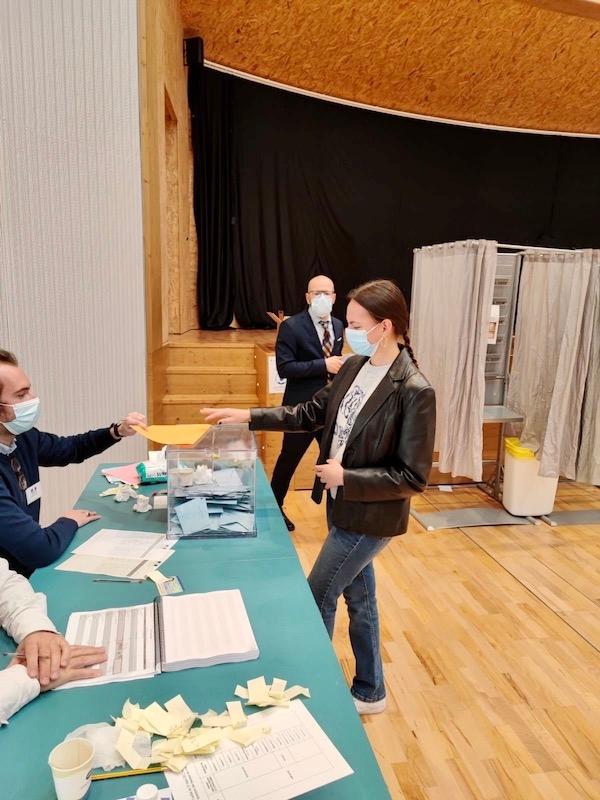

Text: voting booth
xmin=166 ymin=425 xmax=257 ymax=539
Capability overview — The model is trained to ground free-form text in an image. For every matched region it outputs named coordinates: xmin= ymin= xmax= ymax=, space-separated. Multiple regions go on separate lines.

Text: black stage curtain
xmin=188 ymin=66 xmax=235 ymax=329
xmin=189 ymin=66 xmax=600 ymax=329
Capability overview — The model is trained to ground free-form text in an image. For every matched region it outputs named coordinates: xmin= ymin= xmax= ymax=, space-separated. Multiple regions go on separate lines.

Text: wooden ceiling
xmin=180 ymin=0 xmax=600 ymax=134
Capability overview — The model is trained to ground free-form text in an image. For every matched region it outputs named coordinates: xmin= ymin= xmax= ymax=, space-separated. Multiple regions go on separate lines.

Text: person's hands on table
xmin=11 ymin=631 xmax=70 ymax=686
xmin=315 ymin=459 xmax=344 ymax=491
xmin=39 ymin=645 xmax=107 ymax=691
xmin=61 ymin=509 xmax=101 ymax=528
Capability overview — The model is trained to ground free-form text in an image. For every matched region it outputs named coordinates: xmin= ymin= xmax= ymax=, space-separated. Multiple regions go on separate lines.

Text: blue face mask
xmin=345 ymin=323 xmax=382 ymax=357
xmin=1 ymin=397 xmax=41 ymax=435
xmin=310 ymin=294 xmax=333 ymax=318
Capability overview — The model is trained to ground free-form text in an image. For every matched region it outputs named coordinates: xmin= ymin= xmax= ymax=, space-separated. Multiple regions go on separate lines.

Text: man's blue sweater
xmin=0 ymin=427 xmax=116 ymax=577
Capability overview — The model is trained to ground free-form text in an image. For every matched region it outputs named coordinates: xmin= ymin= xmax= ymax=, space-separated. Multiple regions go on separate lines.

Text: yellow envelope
xmin=133 ymin=424 xmax=211 ymax=445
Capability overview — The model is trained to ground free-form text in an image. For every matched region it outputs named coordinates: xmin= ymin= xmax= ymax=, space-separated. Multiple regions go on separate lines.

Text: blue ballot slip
xmin=174 ymin=497 xmax=210 ymax=536
xmin=213 ymin=468 xmax=245 ymax=489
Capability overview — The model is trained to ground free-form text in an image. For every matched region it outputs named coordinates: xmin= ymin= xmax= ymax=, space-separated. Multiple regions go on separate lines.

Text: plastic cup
xmin=48 ymin=738 xmax=94 ymax=800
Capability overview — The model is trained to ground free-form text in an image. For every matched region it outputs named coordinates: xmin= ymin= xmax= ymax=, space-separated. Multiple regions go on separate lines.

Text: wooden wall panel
xmin=140 ymin=0 xmax=199 ymax=419
xmin=181 ymin=0 xmax=600 ymax=133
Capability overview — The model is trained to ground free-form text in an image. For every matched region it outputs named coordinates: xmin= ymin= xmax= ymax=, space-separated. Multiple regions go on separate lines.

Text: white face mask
xmin=310 ymin=294 xmax=333 ymax=318
xmin=1 ymin=397 xmax=41 ymax=435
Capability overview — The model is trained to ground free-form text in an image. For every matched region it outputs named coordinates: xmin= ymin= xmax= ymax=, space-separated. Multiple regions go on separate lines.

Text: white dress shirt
xmin=308 ymin=307 xmax=332 ymax=347
xmin=0 ymin=558 xmax=56 ymax=723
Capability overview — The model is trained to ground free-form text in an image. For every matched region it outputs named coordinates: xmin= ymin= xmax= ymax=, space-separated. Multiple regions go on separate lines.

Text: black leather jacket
xmin=250 ymin=348 xmax=436 ymax=537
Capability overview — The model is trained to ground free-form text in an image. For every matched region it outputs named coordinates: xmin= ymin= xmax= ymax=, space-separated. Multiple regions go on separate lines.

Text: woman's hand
xmin=315 ymin=459 xmax=344 ymax=490
xmin=201 ymin=408 xmax=250 ymax=425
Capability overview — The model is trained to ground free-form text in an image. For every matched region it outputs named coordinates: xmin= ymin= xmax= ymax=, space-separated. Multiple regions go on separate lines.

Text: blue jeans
xmin=308 ymin=517 xmax=392 ymax=702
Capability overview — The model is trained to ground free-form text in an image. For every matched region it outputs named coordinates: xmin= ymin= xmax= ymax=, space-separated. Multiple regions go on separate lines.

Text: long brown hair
xmin=347 ymin=280 xmax=418 ymax=367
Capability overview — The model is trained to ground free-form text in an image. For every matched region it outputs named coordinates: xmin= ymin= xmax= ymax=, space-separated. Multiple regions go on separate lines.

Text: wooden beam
xmin=521 ymin=0 xmax=600 ymax=20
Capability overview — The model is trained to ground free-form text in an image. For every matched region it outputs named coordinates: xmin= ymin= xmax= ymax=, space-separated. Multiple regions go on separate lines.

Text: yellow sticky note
xmin=133 ymin=424 xmax=211 ymax=446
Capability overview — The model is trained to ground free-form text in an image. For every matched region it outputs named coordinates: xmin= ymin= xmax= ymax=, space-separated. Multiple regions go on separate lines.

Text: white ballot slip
xmin=60 ymin=590 xmax=258 ymax=688
xmin=166 ymin=700 xmax=353 ymax=800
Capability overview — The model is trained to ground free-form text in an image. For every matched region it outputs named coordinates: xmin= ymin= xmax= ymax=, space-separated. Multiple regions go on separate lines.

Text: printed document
xmin=72 ymin=529 xmax=173 ymax=560
xmin=59 ymin=603 xmax=158 ymax=688
xmin=166 ymin=700 xmax=353 ymax=800
xmin=56 ymin=529 xmax=174 ymax=579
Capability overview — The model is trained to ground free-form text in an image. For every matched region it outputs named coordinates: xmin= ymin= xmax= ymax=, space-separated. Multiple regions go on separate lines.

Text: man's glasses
xmin=10 ymin=456 xmax=28 ymax=491
xmin=308 ymin=291 xmax=334 ymax=297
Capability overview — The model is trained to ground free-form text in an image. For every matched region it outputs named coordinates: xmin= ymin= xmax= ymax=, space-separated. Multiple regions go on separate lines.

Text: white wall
xmin=0 ymin=0 xmax=147 ymax=524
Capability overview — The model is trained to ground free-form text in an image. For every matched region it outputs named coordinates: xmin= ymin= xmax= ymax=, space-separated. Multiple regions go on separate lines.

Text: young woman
xmin=203 ymin=280 xmax=436 ymax=714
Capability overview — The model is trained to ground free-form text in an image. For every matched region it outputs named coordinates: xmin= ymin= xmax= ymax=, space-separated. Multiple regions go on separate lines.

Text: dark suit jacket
xmin=275 ymin=310 xmax=344 ymax=405
xmin=251 ymin=349 xmax=436 ymax=537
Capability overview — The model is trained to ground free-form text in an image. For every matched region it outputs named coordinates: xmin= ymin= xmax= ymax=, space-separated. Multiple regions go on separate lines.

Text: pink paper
xmin=101 ymin=463 xmax=140 ymax=486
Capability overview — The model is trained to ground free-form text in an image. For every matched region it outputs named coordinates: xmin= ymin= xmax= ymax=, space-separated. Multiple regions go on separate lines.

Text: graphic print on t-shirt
xmin=332 ymin=385 xmax=366 ymax=453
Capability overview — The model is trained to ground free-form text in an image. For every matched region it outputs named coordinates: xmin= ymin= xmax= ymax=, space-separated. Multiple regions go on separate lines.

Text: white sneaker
xmin=353 ymin=696 xmax=387 ymax=715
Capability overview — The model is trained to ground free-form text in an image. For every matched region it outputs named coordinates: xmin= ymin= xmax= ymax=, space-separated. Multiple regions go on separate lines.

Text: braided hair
xmin=347 ymin=280 xmax=419 ymax=368
xmin=403 ymin=333 xmax=419 ymax=369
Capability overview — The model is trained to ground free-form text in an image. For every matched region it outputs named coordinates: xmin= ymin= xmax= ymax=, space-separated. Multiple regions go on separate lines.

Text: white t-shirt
xmin=329 ymin=360 xmax=392 ymax=497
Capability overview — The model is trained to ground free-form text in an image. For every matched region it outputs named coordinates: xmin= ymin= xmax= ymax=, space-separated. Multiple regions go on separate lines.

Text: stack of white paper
xmin=158 ymin=589 xmax=259 ymax=671
xmin=56 ymin=529 xmax=174 ymax=579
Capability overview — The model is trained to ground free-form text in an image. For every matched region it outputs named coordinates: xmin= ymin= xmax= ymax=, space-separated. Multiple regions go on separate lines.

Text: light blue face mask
xmin=310 ymin=294 xmax=333 ymax=318
xmin=345 ymin=323 xmax=382 ymax=357
xmin=1 ymin=397 xmax=41 ymax=435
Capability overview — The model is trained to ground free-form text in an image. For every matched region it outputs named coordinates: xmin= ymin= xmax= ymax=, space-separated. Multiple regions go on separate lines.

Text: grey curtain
xmin=507 ymin=250 xmax=599 ymax=479
xmin=576 ymin=260 xmax=600 ymax=484
xmin=411 ymin=240 xmax=497 ymax=481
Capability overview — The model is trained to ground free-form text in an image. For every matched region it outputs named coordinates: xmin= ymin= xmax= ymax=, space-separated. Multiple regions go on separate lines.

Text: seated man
xmin=0 ymin=557 xmax=105 ymax=723
xmin=0 ymin=349 xmax=146 ymax=575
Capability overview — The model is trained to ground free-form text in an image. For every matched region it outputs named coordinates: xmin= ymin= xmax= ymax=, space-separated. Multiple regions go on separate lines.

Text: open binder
xmin=63 ymin=589 xmax=259 ymax=688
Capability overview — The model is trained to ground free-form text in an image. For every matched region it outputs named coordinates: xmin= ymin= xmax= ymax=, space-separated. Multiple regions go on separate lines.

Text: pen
xmin=1 ymin=652 xmax=24 ymax=658
xmin=93 ymin=578 xmax=145 ymax=583
xmin=90 ymin=765 xmax=165 ymax=781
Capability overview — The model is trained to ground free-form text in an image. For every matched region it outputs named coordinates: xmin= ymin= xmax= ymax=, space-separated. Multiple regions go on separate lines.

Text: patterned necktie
xmin=319 ymin=320 xmax=332 ymax=358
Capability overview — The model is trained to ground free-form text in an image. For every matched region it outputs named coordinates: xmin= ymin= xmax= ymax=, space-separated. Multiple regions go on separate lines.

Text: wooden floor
xmin=285 ymin=483 xmax=600 ymax=800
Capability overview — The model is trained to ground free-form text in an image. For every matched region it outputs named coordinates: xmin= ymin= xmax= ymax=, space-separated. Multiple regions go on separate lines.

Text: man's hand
xmin=201 ymin=408 xmax=251 ymax=425
xmin=117 ymin=412 xmax=147 ymax=437
xmin=315 ymin=459 xmax=344 ymax=490
xmin=325 ymin=356 xmax=343 ymax=375
xmin=11 ymin=632 xmax=70 ymax=686
xmin=61 ymin=509 xmax=101 ymax=528
xmin=40 ymin=645 xmax=107 ymax=691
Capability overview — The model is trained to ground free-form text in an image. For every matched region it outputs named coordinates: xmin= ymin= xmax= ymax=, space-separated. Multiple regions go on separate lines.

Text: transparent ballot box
xmin=167 ymin=425 xmax=257 ymax=539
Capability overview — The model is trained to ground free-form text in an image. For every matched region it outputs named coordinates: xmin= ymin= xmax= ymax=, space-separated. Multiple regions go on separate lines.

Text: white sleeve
xmin=0 ymin=558 xmax=56 ymax=643
xmin=0 ymin=664 xmax=40 ymax=724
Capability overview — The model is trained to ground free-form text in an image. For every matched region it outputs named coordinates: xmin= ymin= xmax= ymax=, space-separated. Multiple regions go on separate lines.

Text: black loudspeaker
xmin=183 ymin=37 xmax=204 ymax=67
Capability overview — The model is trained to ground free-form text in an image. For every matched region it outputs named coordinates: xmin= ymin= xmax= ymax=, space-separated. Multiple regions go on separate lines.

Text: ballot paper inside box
xmin=166 ymin=425 xmax=257 ymax=540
